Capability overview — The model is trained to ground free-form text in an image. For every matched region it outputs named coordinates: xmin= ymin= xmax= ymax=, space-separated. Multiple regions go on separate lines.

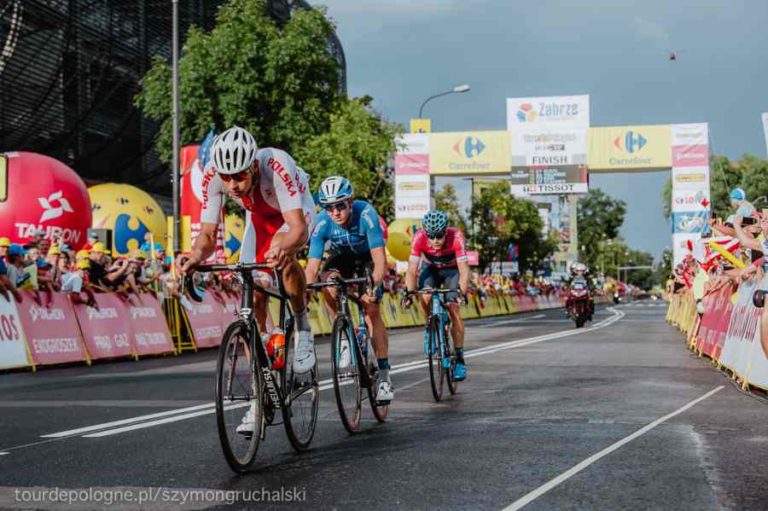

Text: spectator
xmin=0 ymin=254 xmax=22 ymax=302
xmin=6 ymin=244 xmax=30 ymax=290
xmin=63 ymin=251 xmax=97 ymax=307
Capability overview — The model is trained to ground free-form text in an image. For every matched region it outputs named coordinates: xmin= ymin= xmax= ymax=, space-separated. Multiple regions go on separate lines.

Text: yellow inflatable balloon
xmin=224 ymin=213 xmax=245 ymax=263
xmin=88 ymin=183 xmax=167 ymax=257
xmin=387 ymin=218 xmax=422 ymax=262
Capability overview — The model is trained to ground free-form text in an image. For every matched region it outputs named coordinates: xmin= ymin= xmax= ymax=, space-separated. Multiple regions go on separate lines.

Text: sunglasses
xmin=323 ymin=202 xmax=349 ymax=212
xmin=219 ymin=170 xmax=250 ymax=183
xmin=427 ymin=232 xmax=446 ymax=240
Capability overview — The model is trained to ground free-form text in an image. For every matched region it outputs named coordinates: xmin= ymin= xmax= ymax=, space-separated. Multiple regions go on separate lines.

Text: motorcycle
xmin=567 ymin=280 xmax=592 ymax=328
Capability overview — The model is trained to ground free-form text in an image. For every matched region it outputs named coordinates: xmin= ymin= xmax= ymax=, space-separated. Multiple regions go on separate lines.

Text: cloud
xmin=318 ymin=0 xmax=462 ymax=17
xmin=633 ymin=16 xmax=670 ymax=43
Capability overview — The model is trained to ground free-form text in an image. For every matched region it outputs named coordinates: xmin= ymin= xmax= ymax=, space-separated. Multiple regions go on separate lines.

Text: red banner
xmin=697 ymin=286 xmax=735 ymax=359
xmin=184 ymin=292 xmax=226 ymax=348
xmin=72 ymin=294 xmax=134 ymax=360
xmin=125 ymin=294 xmax=175 ymax=356
xmin=16 ymin=291 xmax=86 ymax=366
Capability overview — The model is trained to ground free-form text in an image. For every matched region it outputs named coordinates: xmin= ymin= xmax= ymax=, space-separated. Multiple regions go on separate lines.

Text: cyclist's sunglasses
xmin=219 ymin=170 xmax=250 ymax=183
xmin=427 ymin=231 xmax=446 ymax=240
xmin=323 ymin=202 xmax=349 ymax=212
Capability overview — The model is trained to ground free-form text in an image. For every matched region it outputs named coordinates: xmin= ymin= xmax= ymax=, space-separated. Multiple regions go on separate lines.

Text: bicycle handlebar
xmin=182 ymin=261 xmax=277 ymax=303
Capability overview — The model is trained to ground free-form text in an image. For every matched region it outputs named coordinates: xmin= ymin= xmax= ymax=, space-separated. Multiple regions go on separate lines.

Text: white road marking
xmin=41 ymin=309 xmax=624 ymax=440
xmin=501 ymin=385 xmax=725 ymax=511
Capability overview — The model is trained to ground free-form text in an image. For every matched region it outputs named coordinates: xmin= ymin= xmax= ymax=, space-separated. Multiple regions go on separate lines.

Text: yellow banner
xmin=588 ymin=125 xmax=671 ymax=171
xmin=410 ymin=118 xmax=432 ymax=133
xmin=429 ymin=131 xmax=511 ymax=175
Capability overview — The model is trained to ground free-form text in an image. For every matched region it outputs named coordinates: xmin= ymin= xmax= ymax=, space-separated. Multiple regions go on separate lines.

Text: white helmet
xmin=211 ymin=126 xmax=258 ymax=174
xmin=318 ymin=176 xmax=353 ymax=205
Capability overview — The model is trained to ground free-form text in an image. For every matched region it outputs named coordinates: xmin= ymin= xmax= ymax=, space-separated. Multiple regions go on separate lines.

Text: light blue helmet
xmin=422 ymin=210 xmax=448 ymax=237
xmin=318 ymin=176 xmax=353 ymax=205
xmin=729 ymin=188 xmax=746 ymax=201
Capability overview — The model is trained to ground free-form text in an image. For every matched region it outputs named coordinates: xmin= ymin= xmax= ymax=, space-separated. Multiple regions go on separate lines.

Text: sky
xmin=311 ymin=0 xmax=768 ymax=258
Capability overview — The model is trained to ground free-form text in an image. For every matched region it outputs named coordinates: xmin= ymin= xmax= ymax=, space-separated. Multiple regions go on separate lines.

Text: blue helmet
xmin=729 ymin=188 xmax=746 ymax=201
xmin=422 ymin=210 xmax=448 ymax=237
xmin=318 ymin=176 xmax=353 ymax=205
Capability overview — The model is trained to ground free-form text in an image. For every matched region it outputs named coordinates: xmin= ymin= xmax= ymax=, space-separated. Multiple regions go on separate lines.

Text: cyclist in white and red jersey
xmin=179 ymin=126 xmax=317 ymax=378
xmin=403 ymin=210 xmax=470 ymax=381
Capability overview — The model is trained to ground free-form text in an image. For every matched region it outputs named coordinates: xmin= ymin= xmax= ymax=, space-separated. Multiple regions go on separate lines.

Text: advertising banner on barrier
xmin=697 ymin=286 xmax=734 ymax=359
xmin=395 ymin=174 xmax=431 ymax=219
xmin=429 ymin=131 xmax=511 ymax=175
xmin=0 ymin=296 xmax=30 ymax=370
xmin=17 ymin=292 xmax=85 ymax=366
xmin=72 ymin=294 xmax=134 ymax=360
xmin=126 ymin=294 xmax=175 ymax=356
xmin=719 ymin=279 xmax=761 ymax=375
xmin=184 ymin=292 xmax=225 ymax=348
xmin=588 ymin=125 xmax=672 ymax=171
xmin=506 ymin=95 xmax=590 ymax=129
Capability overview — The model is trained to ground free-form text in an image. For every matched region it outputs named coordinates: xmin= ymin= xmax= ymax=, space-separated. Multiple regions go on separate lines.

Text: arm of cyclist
xmin=265 ymin=208 xmax=308 ymax=269
xmin=458 ymin=260 xmax=470 ymax=297
xmin=402 ymin=257 xmax=420 ymax=308
xmin=179 ymin=221 xmax=218 ymax=275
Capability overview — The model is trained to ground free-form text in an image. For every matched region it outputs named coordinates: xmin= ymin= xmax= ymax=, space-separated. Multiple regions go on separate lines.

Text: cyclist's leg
xmin=440 ymin=268 xmax=464 ymax=351
xmin=358 ymin=260 xmax=393 ymax=400
xmin=417 ymin=265 xmax=436 ymax=318
xmin=418 ymin=266 xmax=436 ymax=355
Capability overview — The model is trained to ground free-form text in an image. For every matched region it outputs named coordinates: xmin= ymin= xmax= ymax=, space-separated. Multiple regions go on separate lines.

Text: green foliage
xmin=293 ymin=99 xmax=400 ymax=220
xmin=470 ymin=183 xmax=553 ymax=272
xmin=433 ymin=184 xmax=467 ymax=233
xmin=135 ymin=0 xmax=400 ymax=215
xmin=577 ymin=189 xmax=627 ymax=270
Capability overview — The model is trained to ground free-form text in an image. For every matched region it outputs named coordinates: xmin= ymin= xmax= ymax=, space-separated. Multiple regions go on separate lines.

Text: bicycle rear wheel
xmin=427 ymin=315 xmax=444 ymax=402
xmin=215 ymin=321 xmax=263 ymax=473
xmin=331 ymin=316 xmax=362 ymax=433
xmin=282 ymin=317 xmax=319 ymax=452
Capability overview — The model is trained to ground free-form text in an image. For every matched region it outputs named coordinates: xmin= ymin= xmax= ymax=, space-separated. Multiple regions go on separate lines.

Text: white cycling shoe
xmin=376 ymin=380 xmax=395 ymax=402
xmin=292 ymin=330 xmax=316 ymax=374
xmin=236 ymin=405 xmax=256 ymax=436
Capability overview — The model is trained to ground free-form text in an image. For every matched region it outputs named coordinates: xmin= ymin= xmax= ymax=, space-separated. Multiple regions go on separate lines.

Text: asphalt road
xmin=1 ymin=302 xmax=768 ymax=510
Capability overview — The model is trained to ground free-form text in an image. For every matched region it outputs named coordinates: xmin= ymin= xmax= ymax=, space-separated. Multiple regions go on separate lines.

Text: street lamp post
xmin=418 ymin=84 xmax=471 ymax=119
xmin=171 ymin=0 xmax=181 ymax=254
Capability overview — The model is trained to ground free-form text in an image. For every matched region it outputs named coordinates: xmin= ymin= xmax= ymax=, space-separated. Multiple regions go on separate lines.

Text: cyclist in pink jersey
xmin=403 ymin=210 xmax=470 ymax=380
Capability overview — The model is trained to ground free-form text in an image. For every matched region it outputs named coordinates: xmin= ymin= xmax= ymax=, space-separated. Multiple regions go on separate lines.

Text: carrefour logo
xmin=452 ymin=137 xmax=485 ymax=158
xmin=614 ymin=131 xmax=647 ymax=153
xmin=516 ymin=103 xmax=537 ymax=123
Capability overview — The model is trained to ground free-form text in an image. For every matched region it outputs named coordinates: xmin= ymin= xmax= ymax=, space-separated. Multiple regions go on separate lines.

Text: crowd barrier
xmin=1 ymin=289 xmax=567 ymax=372
xmin=668 ymin=274 xmax=768 ymax=392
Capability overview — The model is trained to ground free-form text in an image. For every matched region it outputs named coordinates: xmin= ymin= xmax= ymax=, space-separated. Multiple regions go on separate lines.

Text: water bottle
xmin=268 ymin=328 xmax=286 ymax=370
xmin=355 ymin=325 xmax=368 ymax=357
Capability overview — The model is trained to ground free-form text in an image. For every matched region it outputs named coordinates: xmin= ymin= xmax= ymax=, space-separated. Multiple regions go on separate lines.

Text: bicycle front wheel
xmin=215 ymin=321 xmax=263 ymax=473
xmin=331 ymin=316 xmax=362 ymax=433
xmin=282 ymin=317 xmax=319 ymax=452
xmin=427 ymin=315 xmax=444 ymax=402
xmin=445 ymin=324 xmax=458 ymax=396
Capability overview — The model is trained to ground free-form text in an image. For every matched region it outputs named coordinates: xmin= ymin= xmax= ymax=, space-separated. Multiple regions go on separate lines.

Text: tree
xmin=577 ymin=189 xmax=627 ymax=270
xmin=293 ymin=99 xmax=400 ymax=219
xmin=433 ymin=184 xmax=467 ymax=233
xmin=470 ymin=183 xmax=552 ymax=272
xmin=135 ymin=0 xmax=400 ymax=214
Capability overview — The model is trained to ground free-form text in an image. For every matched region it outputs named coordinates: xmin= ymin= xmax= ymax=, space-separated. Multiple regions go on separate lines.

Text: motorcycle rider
xmin=566 ymin=262 xmax=595 ymax=320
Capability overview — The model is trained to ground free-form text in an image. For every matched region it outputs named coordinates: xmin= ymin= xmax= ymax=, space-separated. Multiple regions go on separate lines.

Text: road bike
xmin=185 ymin=262 xmax=319 ymax=473
xmin=309 ymin=276 xmax=389 ymax=433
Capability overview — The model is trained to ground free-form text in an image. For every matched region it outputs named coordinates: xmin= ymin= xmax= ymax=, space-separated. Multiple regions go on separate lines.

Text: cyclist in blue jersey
xmin=305 ymin=176 xmax=394 ymax=402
